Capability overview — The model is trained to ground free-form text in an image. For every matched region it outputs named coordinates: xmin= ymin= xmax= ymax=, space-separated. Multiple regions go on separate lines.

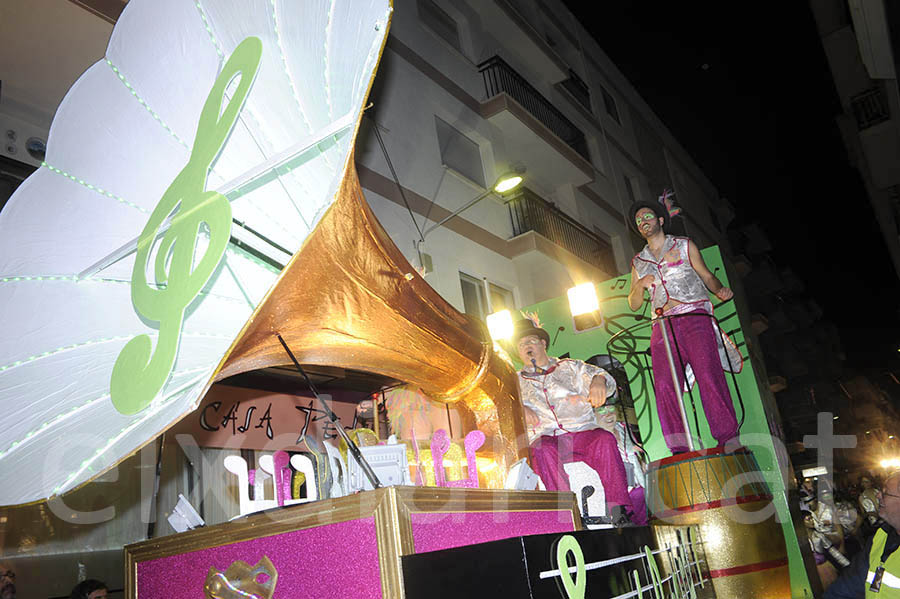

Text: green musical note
xmin=555 ymin=534 xmax=586 ymax=599
xmin=643 ymin=545 xmax=665 ymax=599
xmin=110 ymin=37 xmax=263 ymax=415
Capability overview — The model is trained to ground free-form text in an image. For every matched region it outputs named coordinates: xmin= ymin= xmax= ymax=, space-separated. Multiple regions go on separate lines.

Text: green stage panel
xmin=517 ymin=245 xmax=814 ymax=598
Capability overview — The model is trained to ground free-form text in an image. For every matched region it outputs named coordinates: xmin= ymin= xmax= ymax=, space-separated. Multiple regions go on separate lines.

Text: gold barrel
xmin=647 ymin=447 xmax=791 ymax=598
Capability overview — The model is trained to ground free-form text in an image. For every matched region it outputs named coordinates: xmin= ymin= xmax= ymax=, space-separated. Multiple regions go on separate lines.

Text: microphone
xmin=530 ymin=357 xmax=545 ymax=375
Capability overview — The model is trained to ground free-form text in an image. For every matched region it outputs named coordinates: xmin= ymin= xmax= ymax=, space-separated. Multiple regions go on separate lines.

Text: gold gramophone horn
xmin=215 ymin=158 xmax=528 ymax=477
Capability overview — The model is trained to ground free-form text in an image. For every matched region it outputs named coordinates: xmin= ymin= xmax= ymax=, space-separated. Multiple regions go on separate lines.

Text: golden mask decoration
xmin=204 ymin=556 xmax=278 ymax=599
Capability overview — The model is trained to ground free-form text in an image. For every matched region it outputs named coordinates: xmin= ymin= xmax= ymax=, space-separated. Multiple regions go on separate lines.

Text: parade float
xmin=0 ymin=0 xmax=817 ymax=597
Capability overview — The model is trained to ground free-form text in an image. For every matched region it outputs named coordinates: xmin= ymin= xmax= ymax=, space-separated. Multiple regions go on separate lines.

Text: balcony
xmin=459 ymin=0 xmax=567 ymax=82
xmin=506 ymin=187 xmax=616 ymax=274
xmin=851 ymin=87 xmax=890 ymax=131
xmin=852 ymin=88 xmax=900 ymax=188
xmin=478 ymin=56 xmax=593 ymax=187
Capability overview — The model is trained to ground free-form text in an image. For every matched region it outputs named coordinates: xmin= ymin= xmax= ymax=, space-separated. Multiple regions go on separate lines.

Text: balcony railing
xmin=506 ymin=187 xmax=616 ymax=274
xmin=479 ymin=56 xmax=590 ymax=161
xmin=850 ymin=87 xmax=890 ymax=130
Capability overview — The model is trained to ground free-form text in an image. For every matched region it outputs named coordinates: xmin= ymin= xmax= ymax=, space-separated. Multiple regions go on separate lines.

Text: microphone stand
xmin=276 ymin=334 xmax=382 ymax=490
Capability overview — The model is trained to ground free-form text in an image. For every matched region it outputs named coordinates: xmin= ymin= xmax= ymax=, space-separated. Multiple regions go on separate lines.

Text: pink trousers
xmin=530 ymin=428 xmax=631 ymax=507
xmin=650 ymin=310 xmax=738 ymax=452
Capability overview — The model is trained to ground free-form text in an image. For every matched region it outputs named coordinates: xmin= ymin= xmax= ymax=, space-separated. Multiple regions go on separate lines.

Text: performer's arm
xmin=628 ymin=266 xmax=653 ymax=311
xmin=687 ymin=240 xmax=733 ymax=301
xmin=587 ymin=372 xmax=614 ymax=407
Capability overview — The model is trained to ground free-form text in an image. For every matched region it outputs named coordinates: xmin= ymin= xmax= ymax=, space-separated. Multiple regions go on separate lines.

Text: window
xmin=561 ymin=69 xmax=591 ymax=112
xmin=488 ymin=282 xmax=514 ymax=313
xmin=435 ymin=117 xmax=485 ymax=187
xmin=460 ymin=273 xmax=514 ymax=320
xmin=417 ymin=0 xmax=461 ymax=52
xmin=460 ymin=272 xmax=488 ymax=320
xmin=600 ymin=86 xmax=620 ymax=124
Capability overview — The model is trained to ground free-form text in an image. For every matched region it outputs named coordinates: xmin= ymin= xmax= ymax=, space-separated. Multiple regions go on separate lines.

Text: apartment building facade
xmin=810 ymin=0 xmax=900 ymax=279
xmin=353 ymin=0 xmax=733 ymax=319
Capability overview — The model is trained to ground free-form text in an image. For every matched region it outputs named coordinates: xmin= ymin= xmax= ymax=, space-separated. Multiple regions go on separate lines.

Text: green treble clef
xmin=110 ymin=37 xmax=263 ymax=415
xmin=555 ymin=534 xmax=586 ymax=599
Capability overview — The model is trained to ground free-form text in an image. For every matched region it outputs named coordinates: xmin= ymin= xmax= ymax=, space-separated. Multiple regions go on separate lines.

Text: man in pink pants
xmin=628 ymin=200 xmax=739 ymax=453
xmin=514 ymin=318 xmax=632 ymax=522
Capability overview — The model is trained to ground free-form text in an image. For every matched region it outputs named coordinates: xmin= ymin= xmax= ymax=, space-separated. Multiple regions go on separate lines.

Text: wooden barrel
xmin=647 ymin=446 xmax=791 ymax=598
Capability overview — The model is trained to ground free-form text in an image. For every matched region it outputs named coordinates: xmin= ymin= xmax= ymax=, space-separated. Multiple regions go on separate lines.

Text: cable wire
xmin=368 ymin=115 xmax=425 ymax=242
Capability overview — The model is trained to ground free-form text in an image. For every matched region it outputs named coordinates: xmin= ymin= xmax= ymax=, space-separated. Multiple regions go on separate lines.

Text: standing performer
xmin=627 ymin=200 xmax=739 ymax=453
xmin=513 ymin=317 xmax=632 ymax=521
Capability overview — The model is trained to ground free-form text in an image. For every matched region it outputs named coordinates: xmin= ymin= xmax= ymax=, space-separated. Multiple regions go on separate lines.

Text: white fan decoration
xmin=0 ymin=0 xmax=391 ymax=505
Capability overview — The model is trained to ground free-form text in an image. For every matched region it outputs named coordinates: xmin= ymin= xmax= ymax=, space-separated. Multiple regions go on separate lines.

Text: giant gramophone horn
xmin=215 ymin=157 xmax=529 ymax=476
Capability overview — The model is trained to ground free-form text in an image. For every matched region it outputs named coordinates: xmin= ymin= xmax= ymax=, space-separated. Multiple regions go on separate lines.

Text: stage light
xmin=486 ymin=310 xmax=513 ymax=341
xmin=880 ymin=458 xmax=900 ymax=469
xmin=567 ymin=282 xmax=599 ymax=316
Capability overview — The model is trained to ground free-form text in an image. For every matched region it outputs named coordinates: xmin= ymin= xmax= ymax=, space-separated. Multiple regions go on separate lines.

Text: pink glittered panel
xmin=410 ymin=510 xmax=575 ymax=553
xmin=136 ymin=517 xmax=381 ymax=599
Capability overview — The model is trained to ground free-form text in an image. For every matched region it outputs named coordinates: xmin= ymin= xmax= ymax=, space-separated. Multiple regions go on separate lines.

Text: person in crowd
xmin=859 ymin=475 xmax=882 ymax=528
xmin=824 ymin=470 xmax=900 ymax=598
xmin=804 ymin=509 xmax=851 ymax=571
xmin=809 ymin=488 xmax=846 ymax=550
xmin=627 ymin=200 xmax=738 ymax=453
xmin=70 ymin=580 xmax=108 ymax=599
xmin=800 ymin=478 xmax=816 ymax=511
xmin=828 ymin=487 xmax=864 ymax=558
xmin=514 ymin=316 xmax=632 ymax=523
xmin=0 ymin=565 xmax=15 ymax=599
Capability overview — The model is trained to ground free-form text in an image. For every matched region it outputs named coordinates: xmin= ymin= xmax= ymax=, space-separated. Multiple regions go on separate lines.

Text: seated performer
xmin=514 ymin=317 xmax=631 ymax=520
xmin=628 ymin=199 xmax=739 ymax=453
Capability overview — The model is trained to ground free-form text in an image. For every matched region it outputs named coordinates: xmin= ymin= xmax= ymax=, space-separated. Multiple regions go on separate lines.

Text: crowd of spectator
xmin=800 ymin=474 xmax=886 ymax=587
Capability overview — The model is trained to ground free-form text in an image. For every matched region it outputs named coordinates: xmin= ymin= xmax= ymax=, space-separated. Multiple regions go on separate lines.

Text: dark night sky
xmin=568 ymin=3 xmax=900 ymax=368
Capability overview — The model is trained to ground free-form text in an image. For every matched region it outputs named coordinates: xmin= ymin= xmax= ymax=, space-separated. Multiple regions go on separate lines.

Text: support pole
xmin=657 ymin=311 xmax=697 ymax=452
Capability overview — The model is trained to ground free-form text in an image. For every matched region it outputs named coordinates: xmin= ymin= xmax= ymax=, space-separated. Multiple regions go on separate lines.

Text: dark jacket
xmin=824 ymin=525 xmax=900 ymax=598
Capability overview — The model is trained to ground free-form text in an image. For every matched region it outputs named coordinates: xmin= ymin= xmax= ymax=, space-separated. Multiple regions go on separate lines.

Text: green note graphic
xmin=110 ymin=37 xmax=263 ymax=415
xmin=555 ymin=534 xmax=586 ymax=599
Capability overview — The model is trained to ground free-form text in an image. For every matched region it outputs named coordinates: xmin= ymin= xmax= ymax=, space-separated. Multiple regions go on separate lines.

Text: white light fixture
xmin=493 ymin=173 xmax=523 ymax=194
xmin=567 ymin=282 xmax=600 ymax=316
xmin=486 ymin=309 xmax=514 ymax=341
xmin=420 ymin=172 xmax=525 ymax=240
xmin=881 ymin=458 xmax=900 ymax=469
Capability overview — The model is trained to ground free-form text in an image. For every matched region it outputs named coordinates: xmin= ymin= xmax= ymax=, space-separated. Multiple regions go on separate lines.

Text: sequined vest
xmin=632 ymin=236 xmax=708 ymax=312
